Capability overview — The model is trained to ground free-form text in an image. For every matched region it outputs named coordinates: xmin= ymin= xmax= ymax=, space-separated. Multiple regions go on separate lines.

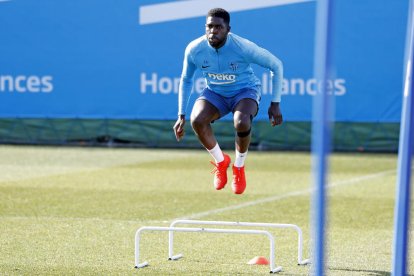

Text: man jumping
xmin=173 ymin=8 xmax=283 ymax=194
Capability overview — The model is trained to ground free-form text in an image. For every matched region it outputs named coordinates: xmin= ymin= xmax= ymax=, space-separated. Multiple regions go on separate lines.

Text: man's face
xmin=205 ymin=16 xmax=230 ymax=49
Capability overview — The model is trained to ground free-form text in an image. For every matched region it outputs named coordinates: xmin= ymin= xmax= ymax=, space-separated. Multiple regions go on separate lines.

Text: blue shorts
xmin=196 ymin=87 xmax=261 ymax=118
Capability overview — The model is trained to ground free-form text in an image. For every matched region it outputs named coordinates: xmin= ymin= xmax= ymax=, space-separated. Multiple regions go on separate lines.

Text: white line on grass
xmin=0 ymin=215 xmax=170 ymax=225
xmin=175 ymin=169 xmax=396 ymax=220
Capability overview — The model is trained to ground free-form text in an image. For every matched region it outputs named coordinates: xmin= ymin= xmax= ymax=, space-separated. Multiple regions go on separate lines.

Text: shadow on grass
xmin=330 ymin=267 xmax=392 ymax=276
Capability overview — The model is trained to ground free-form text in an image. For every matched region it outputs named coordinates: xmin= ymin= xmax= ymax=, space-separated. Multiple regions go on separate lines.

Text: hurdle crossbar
xmin=168 ymin=219 xmax=310 ymax=265
xmin=134 ymin=226 xmax=283 ymax=273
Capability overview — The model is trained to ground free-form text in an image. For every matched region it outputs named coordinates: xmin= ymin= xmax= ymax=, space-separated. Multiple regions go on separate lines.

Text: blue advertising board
xmin=0 ymin=0 xmax=408 ymax=122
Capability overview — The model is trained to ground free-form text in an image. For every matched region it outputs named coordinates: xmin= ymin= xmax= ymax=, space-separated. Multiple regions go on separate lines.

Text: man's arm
xmin=267 ymin=58 xmax=284 ymax=126
xmin=248 ymin=45 xmax=283 ymax=103
xmin=178 ymin=45 xmax=196 ymax=116
xmin=246 ymin=42 xmax=284 ymax=126
xmin=175 ymin=45 xmax=196 ymax=141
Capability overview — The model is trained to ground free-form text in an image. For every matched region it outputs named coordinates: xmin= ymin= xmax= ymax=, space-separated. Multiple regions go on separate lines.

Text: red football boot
xmin=210 ymin=153 xmax=231 ymax=190
xmin=232 ymin=165 xmax=246 ymax=194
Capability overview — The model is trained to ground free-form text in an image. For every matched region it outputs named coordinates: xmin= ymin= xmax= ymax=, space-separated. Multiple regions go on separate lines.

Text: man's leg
xmin=191 ymin=99 xmax=231 ymax=190
xmin=232 ymin=98 xmax=258 ymax=194
xmin=233 ymin=98 xmax=257 ymax=153
xmin=190 ymin=99 xmax=220 ymax=150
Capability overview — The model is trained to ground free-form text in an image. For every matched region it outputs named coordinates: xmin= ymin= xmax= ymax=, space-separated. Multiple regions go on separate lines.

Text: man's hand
xmin=268 ymin=102 xmax=283 ymax=127
xmin=173 ymin=115 xmax=186 ymax=141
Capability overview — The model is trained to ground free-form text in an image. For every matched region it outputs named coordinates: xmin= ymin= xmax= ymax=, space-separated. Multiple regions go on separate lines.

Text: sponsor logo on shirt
xmin=207 ymin=73 xmax=236 ymax=85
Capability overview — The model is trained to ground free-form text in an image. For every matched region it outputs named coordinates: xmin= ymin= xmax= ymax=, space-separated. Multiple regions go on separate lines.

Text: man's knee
xmin=234 ymin=113 xmax=253 ymax=132
xmin=190 ymin=115 xmax=201 ymax=129
xmin=191 ymin=113 xmax=209 ymax=130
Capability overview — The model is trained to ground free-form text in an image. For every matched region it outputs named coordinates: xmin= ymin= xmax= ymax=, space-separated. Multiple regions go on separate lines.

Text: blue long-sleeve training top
xmin=178 ymin=32 xmax=283 ymax=115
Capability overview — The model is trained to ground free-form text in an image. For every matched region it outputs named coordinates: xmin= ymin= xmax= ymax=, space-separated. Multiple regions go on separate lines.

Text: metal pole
xmin=312 ymin=0 xmax=335 ymax=275
xmin=392 ymin=1 xmax=414 ymax=275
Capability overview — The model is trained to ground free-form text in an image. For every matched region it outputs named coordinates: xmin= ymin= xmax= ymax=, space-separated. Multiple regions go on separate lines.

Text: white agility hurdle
xmin=168 ymin=220 xmax=311 ymax=265
xmin=135 ymin=226 xmax=283 ymax=273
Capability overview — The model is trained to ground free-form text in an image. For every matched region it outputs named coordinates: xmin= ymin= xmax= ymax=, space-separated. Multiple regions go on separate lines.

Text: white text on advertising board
xmin=140 ymin=73 xmax=346 ymax=96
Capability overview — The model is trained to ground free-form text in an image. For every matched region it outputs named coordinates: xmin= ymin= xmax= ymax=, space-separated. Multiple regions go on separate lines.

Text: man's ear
xmin=228 ymin=25 xmax=231 ymax=32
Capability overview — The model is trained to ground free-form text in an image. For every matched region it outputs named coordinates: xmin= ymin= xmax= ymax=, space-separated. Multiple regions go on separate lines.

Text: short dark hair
xmin=207 ymin=8 xmax=230 ymax=25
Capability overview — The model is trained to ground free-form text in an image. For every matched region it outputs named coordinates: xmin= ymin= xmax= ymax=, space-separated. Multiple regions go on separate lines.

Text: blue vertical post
xmin=312 ymin=0 xmax=334 ymax=275
xmin=392 ymin=1 xmax=414 ymax=275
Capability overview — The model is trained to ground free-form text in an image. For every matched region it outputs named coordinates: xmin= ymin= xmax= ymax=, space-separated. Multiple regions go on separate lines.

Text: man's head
xmin=205 ymin=8 xmax=231 ymax=49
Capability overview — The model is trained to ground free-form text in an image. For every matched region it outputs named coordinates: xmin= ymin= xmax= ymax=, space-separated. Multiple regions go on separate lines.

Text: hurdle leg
xmin=269 ymin=234 xmax=283 ymax=273
xmin=168 ymin=229 xmax=183 ymax=260
xmin=295 ymin=226 xmax=311 ymax=265
xmin=134 ymin=228 xmax=149 ymax=268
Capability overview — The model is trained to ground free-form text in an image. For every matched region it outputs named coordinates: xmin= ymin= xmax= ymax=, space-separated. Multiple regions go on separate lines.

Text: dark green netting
xmin=0 ymin=118 xmax=400 ymax=152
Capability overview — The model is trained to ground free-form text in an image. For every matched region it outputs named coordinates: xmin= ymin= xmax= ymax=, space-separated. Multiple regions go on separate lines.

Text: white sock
xmin=234 ymin=149 xmax=248 ymax=167
xmin=207 ymin=143 xmax=224 ymax=163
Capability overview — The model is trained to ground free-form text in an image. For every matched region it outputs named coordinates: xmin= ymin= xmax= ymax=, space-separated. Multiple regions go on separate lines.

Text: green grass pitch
xmin=0 ymin=145 xmax=412 ymax=275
